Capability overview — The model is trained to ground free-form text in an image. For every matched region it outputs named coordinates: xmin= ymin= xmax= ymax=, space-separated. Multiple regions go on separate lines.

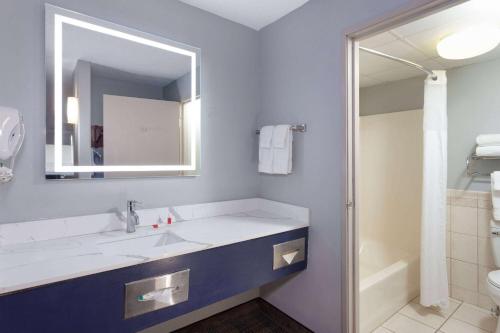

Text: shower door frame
xmin=343 ymin=1 xmax=464 ymax=332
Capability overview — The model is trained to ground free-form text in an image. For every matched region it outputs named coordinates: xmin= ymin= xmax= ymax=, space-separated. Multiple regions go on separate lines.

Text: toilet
xmin=487 ymin=220 xmax=500 ymax=333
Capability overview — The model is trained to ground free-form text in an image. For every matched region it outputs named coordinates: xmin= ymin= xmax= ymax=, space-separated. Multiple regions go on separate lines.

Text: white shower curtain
xmin=420 ymin=70 xmax=449 ymax=308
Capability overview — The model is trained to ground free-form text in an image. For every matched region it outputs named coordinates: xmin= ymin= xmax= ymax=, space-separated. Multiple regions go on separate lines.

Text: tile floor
xmin=373 ymin=297 xmax=498 ymax=333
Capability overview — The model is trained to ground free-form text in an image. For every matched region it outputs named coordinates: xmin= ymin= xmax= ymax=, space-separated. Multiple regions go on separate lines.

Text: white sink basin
xmin=97 ymin=231 xmax=185 ymax=256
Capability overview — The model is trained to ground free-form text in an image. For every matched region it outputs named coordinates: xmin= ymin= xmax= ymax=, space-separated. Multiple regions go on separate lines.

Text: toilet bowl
xmin=488 ymin=271 xmax=500 ymax=305
xmin=487 ymin=221 xmax=500 ymax=333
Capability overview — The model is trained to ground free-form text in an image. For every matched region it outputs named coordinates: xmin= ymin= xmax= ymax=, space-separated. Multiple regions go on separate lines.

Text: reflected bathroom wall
xmin=45 ymin=16 xmax=201 ymax=179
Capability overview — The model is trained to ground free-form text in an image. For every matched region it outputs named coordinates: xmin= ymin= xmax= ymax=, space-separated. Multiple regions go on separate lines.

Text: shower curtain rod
xmin=359 ymin=46 xmax=438 ymax=81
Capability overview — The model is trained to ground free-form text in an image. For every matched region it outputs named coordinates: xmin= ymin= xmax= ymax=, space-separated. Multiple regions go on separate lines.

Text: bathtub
xmin=359 ymin=241 xmax=420 ymax=333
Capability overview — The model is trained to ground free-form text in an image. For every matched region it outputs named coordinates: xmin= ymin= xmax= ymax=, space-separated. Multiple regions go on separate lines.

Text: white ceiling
xmin=179 ymin=0 xmax=309 ymax=30
xmin=360 ymin=0 xmax=500 ymax=88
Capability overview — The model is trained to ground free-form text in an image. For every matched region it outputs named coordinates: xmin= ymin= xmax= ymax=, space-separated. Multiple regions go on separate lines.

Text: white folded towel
xmin=272 ymin=125 xmax=292 ymax=174
xmin=476 ymin=145 xmax=500 ymax=157
xmin=258 ymin=126 xmax=274 ymax=174
xmin=273 ymin=125 xmax=289 ymax=148
xmin=259 ymin=126 xmax=273 ymax=148
xmin=477 ymin=134 xmax=500 ymax=147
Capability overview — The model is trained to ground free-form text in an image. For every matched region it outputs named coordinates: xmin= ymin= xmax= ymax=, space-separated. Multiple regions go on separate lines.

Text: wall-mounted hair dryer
xmin=0 ymin=106 xmax=25 ymax=183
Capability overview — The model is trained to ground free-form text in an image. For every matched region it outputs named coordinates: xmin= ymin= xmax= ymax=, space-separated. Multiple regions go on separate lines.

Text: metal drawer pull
xmin=137 ymin=286 xmax=179 ymax=302
xmin=273 ymin=238 xmax=305 ymax=270
xmin=282 ymin=250 xmax=300 ymax=264
xmin=125 ymin=269 xmax=190 ymax=318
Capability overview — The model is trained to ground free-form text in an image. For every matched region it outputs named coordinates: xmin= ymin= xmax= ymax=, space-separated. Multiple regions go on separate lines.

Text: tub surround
xmin=359 ymin=110 xmax=423 ymax=333
xmin=0 ymin=198 xmax=309 ymax=295
xmin=359 ymin=110 xmax=422 ymax=256
xmin=359 ymin=242 xmax=419 ymax=333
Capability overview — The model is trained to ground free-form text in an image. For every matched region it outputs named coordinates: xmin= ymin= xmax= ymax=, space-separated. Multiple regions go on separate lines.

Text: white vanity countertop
xmin=0 ymin=199 xmax=309 ymax=295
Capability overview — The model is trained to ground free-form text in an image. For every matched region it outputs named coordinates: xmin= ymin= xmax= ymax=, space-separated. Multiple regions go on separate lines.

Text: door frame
xmin=342 ymin=1 xmax=465 ymax=332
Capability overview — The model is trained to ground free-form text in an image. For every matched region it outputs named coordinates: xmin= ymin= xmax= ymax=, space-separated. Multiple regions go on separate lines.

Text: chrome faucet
xmin=126 ymin=200 xmax=140 ymax=233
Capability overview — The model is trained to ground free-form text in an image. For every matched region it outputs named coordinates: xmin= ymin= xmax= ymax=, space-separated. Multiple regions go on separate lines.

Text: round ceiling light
xmin=437 ymin=25 xmax=500 ymax=60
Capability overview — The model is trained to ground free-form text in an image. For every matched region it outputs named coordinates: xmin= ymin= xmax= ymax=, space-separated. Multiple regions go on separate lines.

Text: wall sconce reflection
xmin=66 ymin=97 xmax=79 ymax=125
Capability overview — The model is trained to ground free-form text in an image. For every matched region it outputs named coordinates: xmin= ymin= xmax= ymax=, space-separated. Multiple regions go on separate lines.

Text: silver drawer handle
xmin=282 ymin=249 xmax=300 ymax=264
xmin=137 ymin=286 xmax=179 ymax=302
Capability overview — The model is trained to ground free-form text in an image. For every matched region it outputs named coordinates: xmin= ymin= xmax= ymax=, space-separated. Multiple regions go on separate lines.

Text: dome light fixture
xmin=437 ymin=25 xmax=500 ymax=60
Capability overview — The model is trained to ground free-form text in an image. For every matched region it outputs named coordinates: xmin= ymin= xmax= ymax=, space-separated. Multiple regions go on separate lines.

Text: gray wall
xmin=360 ymin=76 xmax=425 ymax=116
xmin=257 ymin=0 xmax=431 ymax=332
xmin=448 ymin=58 xmax=500 ymax=191
xmin=0 ymin=0 xmax=260 ymax=223
xmin=360 ymin=59 xmax=500 ymax=191
xmin=163 ymin=69 xmax=199 ymax=102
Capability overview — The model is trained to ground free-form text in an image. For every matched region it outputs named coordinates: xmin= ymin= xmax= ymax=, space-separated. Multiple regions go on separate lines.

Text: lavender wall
xmin=257 ymin=0 xmax=433 ymax=332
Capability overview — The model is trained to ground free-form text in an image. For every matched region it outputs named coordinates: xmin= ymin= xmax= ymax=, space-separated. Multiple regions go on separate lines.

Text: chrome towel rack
xmin=466 ymin=153 xmax=500 ymax=177
xmin=256 ymin=124 xmax=307 ymax=135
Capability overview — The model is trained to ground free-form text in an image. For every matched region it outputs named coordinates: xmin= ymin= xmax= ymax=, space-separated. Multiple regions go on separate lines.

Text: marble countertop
xmin=0 ymin=199 xmax=309 ymax=295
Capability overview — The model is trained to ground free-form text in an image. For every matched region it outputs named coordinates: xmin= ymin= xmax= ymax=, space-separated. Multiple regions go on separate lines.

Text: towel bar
xmin=256 ymin=124 xmax=307 ymax=135
xmin=466 ymin=152 xmax=500 ymax=177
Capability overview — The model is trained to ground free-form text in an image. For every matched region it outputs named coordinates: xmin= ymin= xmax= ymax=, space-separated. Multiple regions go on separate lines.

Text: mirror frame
xmin=45 ymin=4 xmax=201 ymax=179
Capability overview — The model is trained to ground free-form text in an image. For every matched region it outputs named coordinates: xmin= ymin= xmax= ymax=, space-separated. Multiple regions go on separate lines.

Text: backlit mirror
xmin=45 ymin=5 xmax=200 ymax=179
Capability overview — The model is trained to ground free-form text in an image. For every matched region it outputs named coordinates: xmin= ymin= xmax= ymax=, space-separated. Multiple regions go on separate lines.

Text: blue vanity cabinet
xmin=0 ymin=228 xmax=308 ymax=333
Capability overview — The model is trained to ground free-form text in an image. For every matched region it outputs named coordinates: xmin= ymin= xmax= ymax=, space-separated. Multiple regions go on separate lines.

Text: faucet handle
xmin=127 ymin=200 xmax=142 ymax=209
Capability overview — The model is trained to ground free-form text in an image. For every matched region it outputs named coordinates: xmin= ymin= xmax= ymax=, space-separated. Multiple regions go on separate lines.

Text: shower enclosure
xmin=358 ymin=109 xmax=423 ymax=333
